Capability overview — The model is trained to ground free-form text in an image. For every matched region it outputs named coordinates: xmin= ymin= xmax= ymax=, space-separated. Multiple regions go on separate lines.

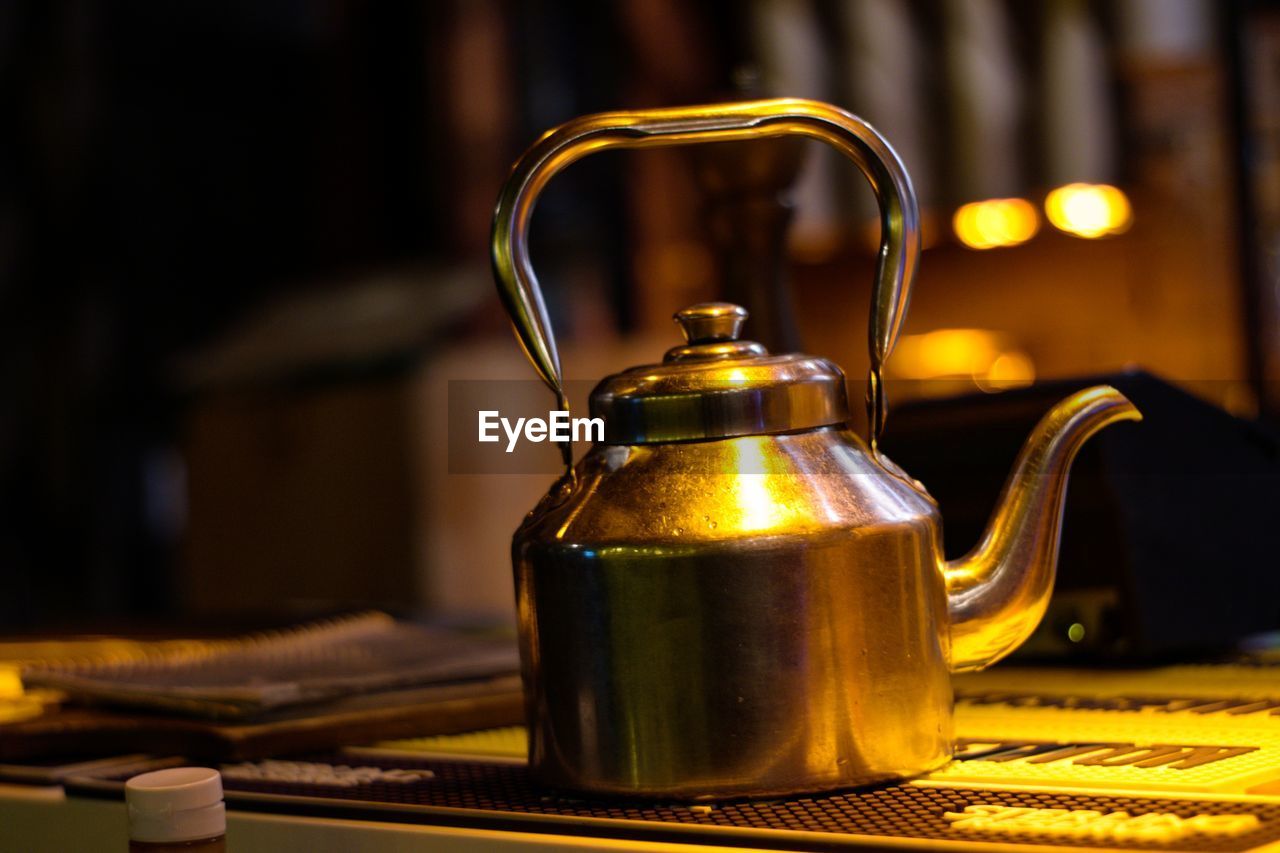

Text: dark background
xmin=1 ymin=0 xmax=1277 ymax=629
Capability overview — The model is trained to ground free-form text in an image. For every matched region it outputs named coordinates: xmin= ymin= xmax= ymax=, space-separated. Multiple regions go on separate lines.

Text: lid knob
xmin=675 ymin=303 xmax=748 ymax=344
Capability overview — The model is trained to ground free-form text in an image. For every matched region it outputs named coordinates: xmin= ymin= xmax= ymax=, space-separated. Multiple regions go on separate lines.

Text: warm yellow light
xmin=891 ymin=329 xmax=1035 ymax=393
xmin=975 ymin=351 xmax=1036 ymax=393
xmin=0 ymin=665 xmax=22 ymax=700
xmin=1044 ymin=183 xmax=1132 ymax=238
xmin=723 ymin=438 xmax=821 ymax=532
xmin=893 ymin=329 xmax=1002 ymax=378
xmin=0 ymin=664 xmax=44 ymax=726
xmin=952 ymin=198 xmax=1039 ymax=249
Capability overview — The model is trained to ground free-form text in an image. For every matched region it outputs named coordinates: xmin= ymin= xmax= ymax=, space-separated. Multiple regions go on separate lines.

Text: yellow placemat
xmin=374 ymin=663 xmax=1280 ymax=797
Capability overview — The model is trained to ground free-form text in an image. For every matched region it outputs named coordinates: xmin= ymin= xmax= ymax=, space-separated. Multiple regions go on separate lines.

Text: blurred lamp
xmin=1039 ymin=1 xmax=1134 ymax=239
xmin=890 ymin=328 xmax=1036 ymax=393
xmin=1044 ymin=183 xmax=1133 ymax=238
xmin=952 ymin=198 xmax=1039 ymax=249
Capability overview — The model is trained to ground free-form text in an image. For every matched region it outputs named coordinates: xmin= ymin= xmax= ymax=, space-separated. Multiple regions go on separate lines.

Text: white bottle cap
xmin=126 ymin=767 xmax=226 ymax=843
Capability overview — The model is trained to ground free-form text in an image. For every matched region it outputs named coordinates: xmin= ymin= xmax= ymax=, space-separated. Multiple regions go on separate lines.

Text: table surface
xmin=5 ymin=662 xmax=1280 ymax=852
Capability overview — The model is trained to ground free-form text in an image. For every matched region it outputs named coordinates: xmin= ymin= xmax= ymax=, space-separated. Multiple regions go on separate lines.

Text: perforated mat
xmin=63 ymin=662 xmax=1280 ymax=850
xmin=70 ymin=753 xmax=1280 ymax=851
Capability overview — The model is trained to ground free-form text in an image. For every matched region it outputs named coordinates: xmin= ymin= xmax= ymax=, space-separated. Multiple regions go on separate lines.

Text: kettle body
xmin=491 ymin=99 xmax=1141 ymax=799
xmin=515 ymin=427 xmax=953 ymax=798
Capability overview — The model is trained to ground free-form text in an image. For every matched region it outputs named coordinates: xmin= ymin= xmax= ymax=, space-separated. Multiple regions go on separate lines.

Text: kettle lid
xmin=590 ymin=303 xmax=850 ymax=444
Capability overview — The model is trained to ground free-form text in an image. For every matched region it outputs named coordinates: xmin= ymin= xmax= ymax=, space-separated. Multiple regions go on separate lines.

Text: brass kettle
xmin=491 ymin=99 xmax=1141 ymax=799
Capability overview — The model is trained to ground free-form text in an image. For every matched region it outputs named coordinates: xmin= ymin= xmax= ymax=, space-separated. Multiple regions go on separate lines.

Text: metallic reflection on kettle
xmin=492 ymin=99 xmax=1141 ymax=799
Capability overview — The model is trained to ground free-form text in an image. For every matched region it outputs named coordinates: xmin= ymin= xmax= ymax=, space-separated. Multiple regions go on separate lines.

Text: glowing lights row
xmin=952 ymin=184 xmax=1132 ymax=250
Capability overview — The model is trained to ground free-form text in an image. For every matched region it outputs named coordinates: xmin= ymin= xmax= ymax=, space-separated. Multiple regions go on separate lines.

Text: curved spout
xmin=945 ymin=386 xmax=1141 ymax=672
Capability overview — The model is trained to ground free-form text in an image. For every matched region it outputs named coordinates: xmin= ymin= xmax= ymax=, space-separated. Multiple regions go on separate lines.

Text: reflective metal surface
xmin=491 ymin=98 xmax=920 ymax=461
xmin=513 ymin=386 xmax=1137 ymax=798
xmin=515 ymin=427 xmax=953 ymax=799
xmin=494 ymin=99 xmax=1142 ymax=799
xmin=590 ymin=303 xmax=849 ymax=444
xmin=945 ymin=386 xmax=1142 ymax=673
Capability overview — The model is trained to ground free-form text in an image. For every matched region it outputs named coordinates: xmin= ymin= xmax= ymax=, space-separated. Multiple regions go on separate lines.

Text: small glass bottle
xmin=126 ymin=767 xmax=226 ymax=852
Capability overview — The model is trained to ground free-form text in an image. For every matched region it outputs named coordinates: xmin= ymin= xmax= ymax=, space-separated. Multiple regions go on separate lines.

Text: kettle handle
xmin=492 ymin=98 xmax=920 ymax=459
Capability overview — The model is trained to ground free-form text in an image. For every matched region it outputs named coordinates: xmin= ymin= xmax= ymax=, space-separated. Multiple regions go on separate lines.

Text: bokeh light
xmin=952 ymin=198 xmax=1040 ymax=249
xmin=1044 ymin=183 xmax=1133 ymax=238
xmin=891 ymin=328 xmax=1036 ymax=393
